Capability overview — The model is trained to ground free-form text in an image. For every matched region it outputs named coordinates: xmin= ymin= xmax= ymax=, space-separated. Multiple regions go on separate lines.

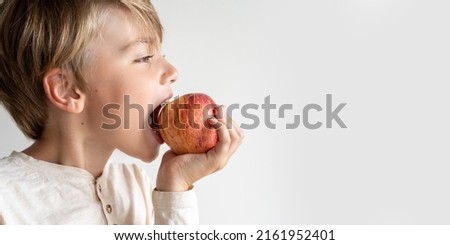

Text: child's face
xmin=82 ymin=8 xmax=177 ymax=162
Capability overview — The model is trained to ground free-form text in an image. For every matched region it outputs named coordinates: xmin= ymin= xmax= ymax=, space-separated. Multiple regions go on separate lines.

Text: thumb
xmin=162 ymin=150 xmax=177 ymax=162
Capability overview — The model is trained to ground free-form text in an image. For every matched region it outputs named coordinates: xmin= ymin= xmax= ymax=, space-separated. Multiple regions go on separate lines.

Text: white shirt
xmin=0 ymin=151 xmax=198 ymax=225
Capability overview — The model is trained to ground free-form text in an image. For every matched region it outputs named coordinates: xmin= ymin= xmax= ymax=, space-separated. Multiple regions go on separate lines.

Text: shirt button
xmin=98 ymin=184 xmax=102 ymax=193
xmin=106 ymin=204 xmax=112 ymax=214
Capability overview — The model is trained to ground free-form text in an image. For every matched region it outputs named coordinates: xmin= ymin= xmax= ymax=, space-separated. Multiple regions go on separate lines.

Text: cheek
xmin=86 ymin=86 xmax=158 ymax=137
xmin=84 ymin=90 xmax=122 ymax=131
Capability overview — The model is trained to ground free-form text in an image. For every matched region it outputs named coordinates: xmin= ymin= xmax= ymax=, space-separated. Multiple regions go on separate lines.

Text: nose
xmin=161 ymin=58 xmax=178 ymax=85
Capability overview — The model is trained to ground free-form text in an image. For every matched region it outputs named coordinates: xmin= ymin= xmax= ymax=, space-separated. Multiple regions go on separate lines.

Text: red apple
xmin=154 ymin=93 xmax=219 ymax=155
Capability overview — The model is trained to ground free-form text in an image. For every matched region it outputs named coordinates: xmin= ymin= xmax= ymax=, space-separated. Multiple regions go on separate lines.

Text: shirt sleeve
xmin=152 ymin=189 xmax=199 ymax=225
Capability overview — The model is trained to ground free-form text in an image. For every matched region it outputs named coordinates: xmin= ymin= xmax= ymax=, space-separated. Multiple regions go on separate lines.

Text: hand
xmin=155 ymin=105 xmax=244 ymax=192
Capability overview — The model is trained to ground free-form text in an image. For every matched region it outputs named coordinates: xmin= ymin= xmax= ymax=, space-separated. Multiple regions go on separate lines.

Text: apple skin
xmin=157 ymin=93 xmax=219 ymax=155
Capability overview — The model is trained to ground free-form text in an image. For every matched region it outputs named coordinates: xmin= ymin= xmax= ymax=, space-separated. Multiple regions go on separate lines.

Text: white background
xmin=1 ymin=0 xmax=449 ymax=224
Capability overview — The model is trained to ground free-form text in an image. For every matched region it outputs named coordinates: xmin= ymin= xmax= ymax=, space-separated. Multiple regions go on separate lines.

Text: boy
xmin=0 ymin=0 xmax=243 ymax=224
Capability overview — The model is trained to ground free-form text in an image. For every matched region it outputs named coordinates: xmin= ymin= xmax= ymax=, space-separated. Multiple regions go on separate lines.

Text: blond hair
xmin=0 ymin=0 xmax=163 ymax=139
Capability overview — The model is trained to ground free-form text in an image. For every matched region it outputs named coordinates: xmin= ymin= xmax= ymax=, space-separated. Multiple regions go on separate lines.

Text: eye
xmin=134 ymin=55 xmax=154 ymax=63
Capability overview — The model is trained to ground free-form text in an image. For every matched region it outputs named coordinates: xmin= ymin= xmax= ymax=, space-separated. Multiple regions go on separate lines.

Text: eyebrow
xmin=120 ymin=39 xmax=150 ymax=52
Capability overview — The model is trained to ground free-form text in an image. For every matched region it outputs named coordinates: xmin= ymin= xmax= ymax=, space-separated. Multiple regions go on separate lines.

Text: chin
xmin=119 ymin=143 xmax=160 ymax=163
xmin=136 ymin=147 xmax=160 ymax=163
xmin=118 ymin=130 xmax=162 ymax=163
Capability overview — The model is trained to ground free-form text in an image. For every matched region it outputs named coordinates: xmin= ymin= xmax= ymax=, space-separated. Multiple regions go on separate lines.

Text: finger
xmin=216 ymin=106 xmax=243 ymax=148
xmin=209 ymin=106 xmax=231 ymax=155
xmin=213 ymin=116 xmax=231 ymax=155
xmin=214 ymin=105 xmax=225 ymax=120
xmin=208 ymin=105 xmax=225 ymax=129
xmin=228 ymin=120 xmax=240 ymax=141
xmin=208 ymin=117 xmax=221 ymax=129
xmin=216 ymin=105 xmax=234 ymax=128
xmin=232 ymin=119 xmax=245 ymax=139
xmin=162 ymin=150 xmax=177 ymax=161
xmin=227 ymin=120 xmax=243 ymax=155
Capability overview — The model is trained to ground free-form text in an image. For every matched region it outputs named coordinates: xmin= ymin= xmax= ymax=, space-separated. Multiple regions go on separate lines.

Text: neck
xmin=23 ymin=120 xmax=114 ymax=178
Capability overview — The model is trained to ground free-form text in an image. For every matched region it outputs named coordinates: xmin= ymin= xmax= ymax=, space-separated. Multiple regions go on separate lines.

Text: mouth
xmin=149 ymin=94 xmax=173 ymax=132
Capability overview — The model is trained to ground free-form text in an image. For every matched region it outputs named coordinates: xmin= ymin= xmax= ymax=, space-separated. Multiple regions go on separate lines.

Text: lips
xmin=149 ymin=103 xmax=165 ymax=130
xmin=149 ymin=99 xmax=171 ymax=144
xmin=149 ymin=94 xmax=173 ymax=131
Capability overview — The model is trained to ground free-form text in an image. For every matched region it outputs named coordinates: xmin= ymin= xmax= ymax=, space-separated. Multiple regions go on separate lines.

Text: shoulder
xmin=0 ymin=151 xmax=35 ymax=212
xmin=0 ymin=153 xmax=14 ymax=182
xmin=0 ymin=151 xmax=19 ymax=167
xmin=0 ymin=151 xmax=29 ymax=181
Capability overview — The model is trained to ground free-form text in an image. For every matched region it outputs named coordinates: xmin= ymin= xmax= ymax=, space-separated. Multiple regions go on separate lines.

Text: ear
xmin=42 ymin=68 xmax=86 ymax=113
